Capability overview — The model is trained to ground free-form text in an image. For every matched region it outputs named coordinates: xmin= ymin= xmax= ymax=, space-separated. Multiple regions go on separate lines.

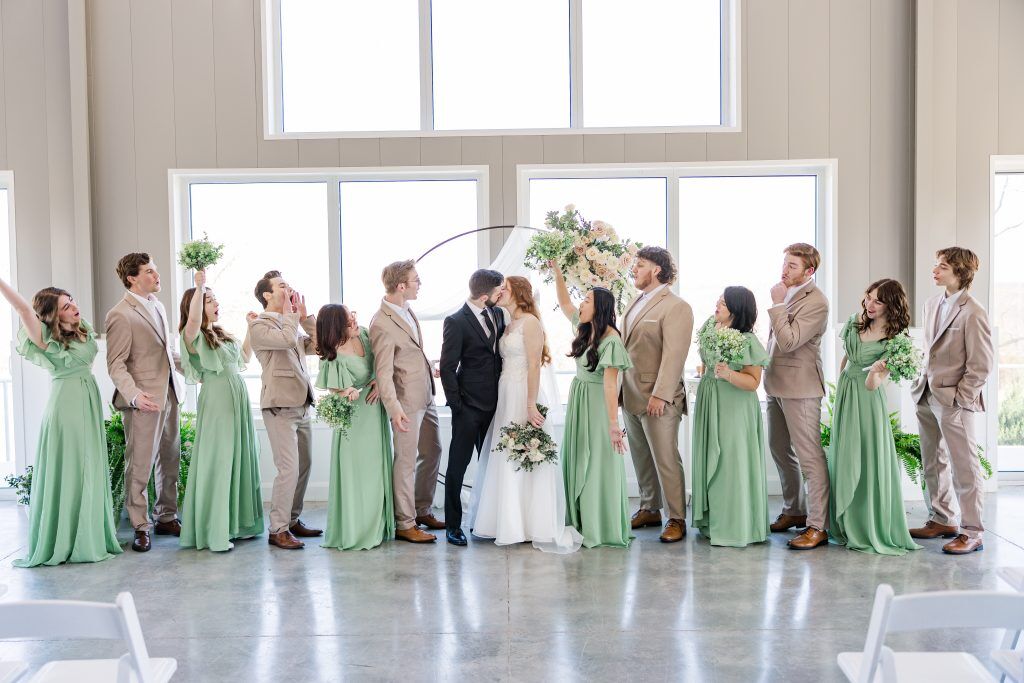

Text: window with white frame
xmin=0 ymin=184 xmax=13 ymax=478
xmin=264 ymin=0 xmax=737 ymax=136
xmin=993 ymin=170 xmax=1024 ymax=471
xmin=520 ymin=163 xmax=833 ymax=403
xmin=173 ymin=168 xmax=488 ymax=411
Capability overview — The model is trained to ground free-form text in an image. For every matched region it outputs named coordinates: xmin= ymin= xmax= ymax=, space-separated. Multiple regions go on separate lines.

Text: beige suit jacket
xmin=105 ymin=293 xmax=184 ymax=410
xmin=910 ymin=292 xmax=993 ymax=412
xmin=249 ymin=312 xmax=318 ymax=410
xmin=620 ymin=287 xmax=694 ymax=415
xmin=369 ymin=302 xmax=435 ymax=418
xmin=764 ymin=282 xmax=829 ymax=399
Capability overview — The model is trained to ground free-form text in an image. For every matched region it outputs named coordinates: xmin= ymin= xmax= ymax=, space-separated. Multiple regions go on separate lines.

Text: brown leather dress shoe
xmin=154 ymin=519 xmax=182 ymax=536
xmin=132 ymin=530 xmax=151 ymax=552
xmin=942 ymin=534 xmax=984 ymax=555
xmin=416 ymin=514 xmax=446 ymax=530
xmin=788 ymin=527 xmax=828 ymax=550
xmin=909 ymin=520 xmax=959 ymax=539
xmin=769 ymin=514 xmax=807 ymax=533
xmin=396 ymin=527 xmax=437 ymax=543
xmin=631 ymin=509 xmax=663 ymax=530
xmin=289 ymin=520 xmax=323 ymax=537
xmin=268 ymin=530 xmax=304 ymax=549
xmin=659 ymin=519 xmax=686 ymax=543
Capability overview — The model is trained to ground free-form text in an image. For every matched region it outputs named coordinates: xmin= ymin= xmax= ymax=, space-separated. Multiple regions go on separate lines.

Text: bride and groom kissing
xmin=440 ymin=270 xmax=582 ymax=553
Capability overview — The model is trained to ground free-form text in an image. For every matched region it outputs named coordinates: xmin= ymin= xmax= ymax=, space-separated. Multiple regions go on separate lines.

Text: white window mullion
xmin=569 ymin=0 xmax=583 ymax=129
xmin=667 ymin=169 xmax=681 ymax=296
xmin=327 ymin=177 xmax=343 ymax=302
xmin=419 ymin=0 xmax=435 ymax=132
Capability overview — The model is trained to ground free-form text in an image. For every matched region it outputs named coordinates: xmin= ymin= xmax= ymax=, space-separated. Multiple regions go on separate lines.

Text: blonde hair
xmin=381 ymin=260 xmax=417 ymax=294
xmin=784 ymin=243 xmax=821 ymax=272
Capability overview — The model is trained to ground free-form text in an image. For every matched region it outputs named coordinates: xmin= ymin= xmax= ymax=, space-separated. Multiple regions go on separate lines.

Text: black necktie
xmin=482 ymin=308 xmax=496 ymax=340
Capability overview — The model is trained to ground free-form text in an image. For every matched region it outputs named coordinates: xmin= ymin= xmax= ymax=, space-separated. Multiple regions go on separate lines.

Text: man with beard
xmin=438 ymin=270 xmax=506 ymax=546
xmin=620 ymin=247 xmax=694 ymax=543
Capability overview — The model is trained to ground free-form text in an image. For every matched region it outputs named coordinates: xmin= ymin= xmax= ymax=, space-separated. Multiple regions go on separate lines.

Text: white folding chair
xmin=995 ymin=568 xmax=1024 ymax=683
xmin=0 ymin=592 xmax=176 ymax=683
xmin=837 ymin=584 xmax=1024 ymax=682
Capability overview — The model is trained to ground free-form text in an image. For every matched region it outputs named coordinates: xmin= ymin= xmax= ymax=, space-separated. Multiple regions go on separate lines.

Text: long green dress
xmin=690 ymin=317 xmax=771 ymax=547
xmin=316 ymin=327 xmax=395 ymax=550
xmin=14 ymin=321 xmax=122 ymax=567
xmin=562 ymin=316 xmax=634 ymax=548
xmin=179 ymin=331 xmax=264 ymax=551
xmin=827 ymin=315 xmax=921 ymax=556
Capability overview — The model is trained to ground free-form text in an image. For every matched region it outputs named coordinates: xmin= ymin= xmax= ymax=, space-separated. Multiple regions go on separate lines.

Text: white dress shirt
xmin=383 ymin=298 xmax=419 ymax=344
xmin=467 ymin=299 xmax=495 ymax=335
xmin=128 ymin=290 xmax=167 ymax=336
xmin=626 ymin=283 xmax=667 ymax=335
xmin=937 ymin=289 xmax=964 ymax=331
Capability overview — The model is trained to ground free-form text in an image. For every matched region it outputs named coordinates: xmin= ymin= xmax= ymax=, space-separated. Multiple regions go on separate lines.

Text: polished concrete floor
xmin=1 ymin=490 xmax=1024 ymax=682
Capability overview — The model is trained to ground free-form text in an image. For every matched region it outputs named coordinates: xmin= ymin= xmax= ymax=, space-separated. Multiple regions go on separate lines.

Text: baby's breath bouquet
xmin=880 ymin=332 xmax=923 ymax=384
xmin=495 ymin=405 xmax=557 ymax=473
xmin=315 ymin=392 xmax=356 ymax=436
xmin=178 ymin=232 xmax=225 ymax=271
xmin=698 ymin=318 xmax=747 ymax=366
xmin=524 ymin=205 xmax=641 ymax=314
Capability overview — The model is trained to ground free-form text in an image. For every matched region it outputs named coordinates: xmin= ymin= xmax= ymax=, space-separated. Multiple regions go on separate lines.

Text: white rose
xmin=529 ymin=438 xmax=541 ymax=449
xmin=585 ymin=246 xmax=600 ymax=261
xmin=565 ymin=204 xmax=576 ymax=213
xmin=528 ymin=450 xmax=545 ymax=463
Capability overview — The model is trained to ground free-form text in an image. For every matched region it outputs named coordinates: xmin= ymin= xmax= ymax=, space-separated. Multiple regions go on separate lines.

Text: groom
xmin=439 ymin=269 xmax=506 ymax=546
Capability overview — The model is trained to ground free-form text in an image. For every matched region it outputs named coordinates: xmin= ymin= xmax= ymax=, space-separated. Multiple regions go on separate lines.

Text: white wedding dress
xmin=470 ymin=320 xmax=583 ymax=554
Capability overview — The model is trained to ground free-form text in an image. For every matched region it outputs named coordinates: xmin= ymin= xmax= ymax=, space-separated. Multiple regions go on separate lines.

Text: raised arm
xmin=249 ymin=314 xmax=302 ymax=350
xmin=240 ymin=312 xmax=258 ymax=362
xmin=182 ymin=271 xmax=206 ymax=354
xmin=768 ymin=295 xmax=829 ymax=354
xmin=0 ymin=276 xmax=43 ymax=349
xmin=548 ymin=260 xmax=577 ymax=321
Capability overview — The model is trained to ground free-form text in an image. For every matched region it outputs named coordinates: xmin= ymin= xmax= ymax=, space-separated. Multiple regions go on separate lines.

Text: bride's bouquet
xmin=524 ymin=205 xmax=641 ymax=314
xmin=495 ymin=405 xmax=558 ymax=472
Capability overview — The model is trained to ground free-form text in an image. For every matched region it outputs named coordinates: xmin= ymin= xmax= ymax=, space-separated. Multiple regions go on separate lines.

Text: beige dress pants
xmin=915 ymin=386 xmax=985 ymax=539
xmin=123 ymin=382 xmax=181 ymax=531
xmin=392 ymin=404 xmax=443 ymax=531
xmin=766 ymin=395 xmax=829 ymax=530
xmin=624 ymin=400 xmax=686 ymax=521
xmin=262 ymin=405 xmax=313 ymax=534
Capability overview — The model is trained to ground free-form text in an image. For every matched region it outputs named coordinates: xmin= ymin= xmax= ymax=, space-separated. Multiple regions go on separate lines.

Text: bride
xmin=470 ymin=276 xmax=583 ymax=554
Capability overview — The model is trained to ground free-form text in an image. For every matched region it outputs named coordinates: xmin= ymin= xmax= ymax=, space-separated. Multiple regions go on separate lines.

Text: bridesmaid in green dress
xmin=315 ymin=304 xmax=395 ymax=550
xmin=691 ymin=287 xmax=770 ymax=547
xmin=828 ymin=278 xmax=920 ymax=556
xmin=178 ymin=270 xmax=264 ymax=551
xmin=0 ymin=278 xmax=122 ymax=567
xmin=550 ymin=262 xmax=633 ymax=548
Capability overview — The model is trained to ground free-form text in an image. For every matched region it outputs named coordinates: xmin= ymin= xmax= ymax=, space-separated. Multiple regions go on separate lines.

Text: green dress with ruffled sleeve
xmin=827 ymin=315 xmax=920 ymax=555
xmin=562 ymin=314 xmax=634 ymax=548
xmin=315 ymin=327 xmax=395 ymax=550
xmin=14 ymin=321 xmax=122 ymax=567
xmin=178 ymin=331 xmax=264 ymax=551
xmin=690 ymin=317 xmax=771 ymax=547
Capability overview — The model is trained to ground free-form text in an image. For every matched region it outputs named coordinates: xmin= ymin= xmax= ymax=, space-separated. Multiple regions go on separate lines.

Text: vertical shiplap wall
xmin=87 ymin=0 xmax=916 ymax=322
xmin=916 ymin=0 xmax=1024 ymax=315
xmin=0 ymin=0 xmax=89 ymax=316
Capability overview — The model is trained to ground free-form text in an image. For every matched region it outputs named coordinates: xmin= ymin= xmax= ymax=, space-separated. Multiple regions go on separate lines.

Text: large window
xmin=0 ymin=182 xmax=12 ymax=478
xmin=263 ymin=0 xmax=737 ymax=137
xmin=993 ymin=170 xmax=1024 ymax=471
xmin=520 ymin=163 xmax=834 ymax=402
xmin=172 ymin=168 xmax=488 ymax=411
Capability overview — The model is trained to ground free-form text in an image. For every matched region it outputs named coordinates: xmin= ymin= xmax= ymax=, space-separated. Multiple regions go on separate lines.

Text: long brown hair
xmin=856 ymin=278 xmax=910 ymax=340
xmin=316 ymin=304 xmax=352 ymax=361
xmin=569 ymin=287 xmax=619 ymax=372
xmin=178 ymin=287 xmax=235 ymax=349
xmin=32 ymin=287 xmax=87 ymax=348
xmin=505 ymin=276 xmax=551 ymax=366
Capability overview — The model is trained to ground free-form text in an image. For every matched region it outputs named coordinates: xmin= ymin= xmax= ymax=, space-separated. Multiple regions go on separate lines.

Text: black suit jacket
xmin=439 ymin=303 xmax=505 ymax=413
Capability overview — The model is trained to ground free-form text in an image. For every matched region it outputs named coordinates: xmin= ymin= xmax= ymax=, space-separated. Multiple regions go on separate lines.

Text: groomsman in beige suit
xmin=764 ymin=243 xmax=831 ymax=550
xmin=621 ymin=247 xmax=694 ymax=543
xmin=909 ymin=247 xmax=994 ymax=555
xmin=370 ymin=260 xmax=444 ymax=543
xmin=250 ymin=270 xmax=321 ymax=550
xmin=106 ymin=253 xmax=185 ymax=553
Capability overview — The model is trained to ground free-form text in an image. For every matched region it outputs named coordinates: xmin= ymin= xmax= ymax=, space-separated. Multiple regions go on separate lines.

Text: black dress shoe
xmin=132 ymin=530 xmax=151 ymax=552
xmin=447 ymin=529 xmax=468 ymax=546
